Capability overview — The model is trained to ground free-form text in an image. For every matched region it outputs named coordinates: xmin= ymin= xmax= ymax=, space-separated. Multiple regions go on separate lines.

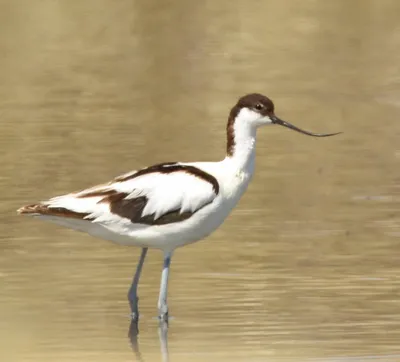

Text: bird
xmin=17 ymin=93 xmax=340 ymax=323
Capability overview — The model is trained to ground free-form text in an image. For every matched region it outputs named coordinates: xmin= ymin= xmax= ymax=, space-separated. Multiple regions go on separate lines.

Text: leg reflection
xmin=128 ymin=320 xmax=170 ymax=362
xmin=128 ymin=320 xmax=144 ymax=362
xmin=158 ymin=322 xmax=169 ymax=362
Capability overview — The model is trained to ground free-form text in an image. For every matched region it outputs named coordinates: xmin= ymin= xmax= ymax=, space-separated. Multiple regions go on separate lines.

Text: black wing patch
xmin=27 ymin=163 xmax=220 ymax=225
xmin=103 ymin=193 xmax=194 ymax=225
xmin=104 ymin=163 xmax=219 ymax=225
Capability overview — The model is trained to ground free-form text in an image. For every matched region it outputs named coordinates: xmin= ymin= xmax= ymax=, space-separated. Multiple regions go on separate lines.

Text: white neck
xmin=226 ymin=118 xmax=257 ymax=171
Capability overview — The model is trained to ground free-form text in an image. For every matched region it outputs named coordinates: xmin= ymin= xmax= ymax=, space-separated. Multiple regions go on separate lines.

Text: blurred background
xmin=1 ymin=0 xmax=400 ymax=361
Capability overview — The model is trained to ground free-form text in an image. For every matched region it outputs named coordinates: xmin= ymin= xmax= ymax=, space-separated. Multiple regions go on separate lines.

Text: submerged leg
xmin=128 ymin=247 xmax=148 ymax=321
xmin=158 ymin=251 xmax=173 ymax=323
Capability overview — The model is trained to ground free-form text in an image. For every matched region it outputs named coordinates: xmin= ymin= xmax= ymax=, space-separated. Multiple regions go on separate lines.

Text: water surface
xmin=1 ymin=1 xmax=400 ymax=361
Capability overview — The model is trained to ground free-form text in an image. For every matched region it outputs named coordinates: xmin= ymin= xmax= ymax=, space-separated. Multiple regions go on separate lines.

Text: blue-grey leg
xmin=128 ymin=247 xmax=148 ymax=321
xmin=158 ymin=251 xmax=173 ymax=323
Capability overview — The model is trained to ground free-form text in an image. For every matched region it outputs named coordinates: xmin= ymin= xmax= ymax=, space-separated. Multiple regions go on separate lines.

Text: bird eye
xmin=254 ymin=103 xmax=264 ymax=111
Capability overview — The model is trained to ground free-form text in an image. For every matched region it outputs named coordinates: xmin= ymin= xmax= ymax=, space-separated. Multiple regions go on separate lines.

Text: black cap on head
xmin=236 ymin=93 xmax=274 ymax=115
xmin=230 ymin=93 xmax=275 ymax=120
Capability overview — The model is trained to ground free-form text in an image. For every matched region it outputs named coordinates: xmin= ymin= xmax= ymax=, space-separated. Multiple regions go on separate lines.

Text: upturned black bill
xmin=270 ymin=115 xmax=341 ymax=137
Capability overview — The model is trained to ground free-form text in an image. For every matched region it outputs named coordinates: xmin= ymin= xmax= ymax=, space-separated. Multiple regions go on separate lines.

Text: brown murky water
xmin=1 ymin=1 xmax=400 ymax=361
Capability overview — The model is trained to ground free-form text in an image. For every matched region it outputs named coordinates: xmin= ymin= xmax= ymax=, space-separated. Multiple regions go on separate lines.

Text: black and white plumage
xmin=19 ymin=161 xmax=227 ymax=250
xmin=17 ymin=93 xmax=340 ymax=323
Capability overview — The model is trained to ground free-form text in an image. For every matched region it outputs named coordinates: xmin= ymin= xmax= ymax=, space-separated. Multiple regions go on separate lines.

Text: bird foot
xmin=130 ymin=311 xmax=139 ymax=322
xmin=158 ymin=312 xmax=169 ymax=324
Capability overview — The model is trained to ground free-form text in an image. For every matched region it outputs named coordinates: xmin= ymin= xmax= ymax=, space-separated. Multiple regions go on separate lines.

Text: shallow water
xmin=1 ymin=0 xmax=400 ymax=361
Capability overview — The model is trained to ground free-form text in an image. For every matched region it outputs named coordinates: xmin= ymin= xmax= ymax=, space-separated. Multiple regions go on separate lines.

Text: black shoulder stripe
xmin=114 ymin=162 xmax=219 ymax=194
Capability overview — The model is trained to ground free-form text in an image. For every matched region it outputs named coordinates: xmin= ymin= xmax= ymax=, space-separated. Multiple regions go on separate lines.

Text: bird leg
xmin=128 ymin=247 xmax=148 ymax=322
xmin=158 ymin=251 xmax=172 ymax=323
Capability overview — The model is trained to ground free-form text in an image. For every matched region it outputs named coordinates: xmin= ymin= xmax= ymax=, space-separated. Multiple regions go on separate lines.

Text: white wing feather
xmin=43 ymin=168 xmax=217 ymax=224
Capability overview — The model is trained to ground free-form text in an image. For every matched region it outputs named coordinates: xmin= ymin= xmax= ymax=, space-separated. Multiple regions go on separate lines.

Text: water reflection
xmin=129 ymin=321 xmax=169 ymax=362
xmin=129 ymin=321 xmax=144 ymax=362
xmin=127 ymin=319 xmax=400 ymax=362
xmin=158 ymin=324 xmax=169 ymax=362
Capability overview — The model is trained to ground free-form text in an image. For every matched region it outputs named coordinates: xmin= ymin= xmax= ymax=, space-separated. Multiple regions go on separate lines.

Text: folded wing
xmin=18 ymin=163 xmax=219 ymax=226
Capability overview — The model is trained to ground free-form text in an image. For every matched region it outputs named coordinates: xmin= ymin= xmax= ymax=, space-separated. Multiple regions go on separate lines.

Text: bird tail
xmin=17 ymin=203 xmax=45 ymax=215
xmin=17 ymin=203 xmax=91 ymax=220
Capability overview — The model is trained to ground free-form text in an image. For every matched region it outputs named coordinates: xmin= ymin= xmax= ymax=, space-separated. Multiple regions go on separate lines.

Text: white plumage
xmin=23 ymin=160 xmax=249 ymax=250
xmin=17 ymin=93 xmax=339 ymax=323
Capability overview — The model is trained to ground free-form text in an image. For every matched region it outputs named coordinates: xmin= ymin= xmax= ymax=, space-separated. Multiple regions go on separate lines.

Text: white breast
xmin=114 ymin=160 xmax=254 ymax=250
